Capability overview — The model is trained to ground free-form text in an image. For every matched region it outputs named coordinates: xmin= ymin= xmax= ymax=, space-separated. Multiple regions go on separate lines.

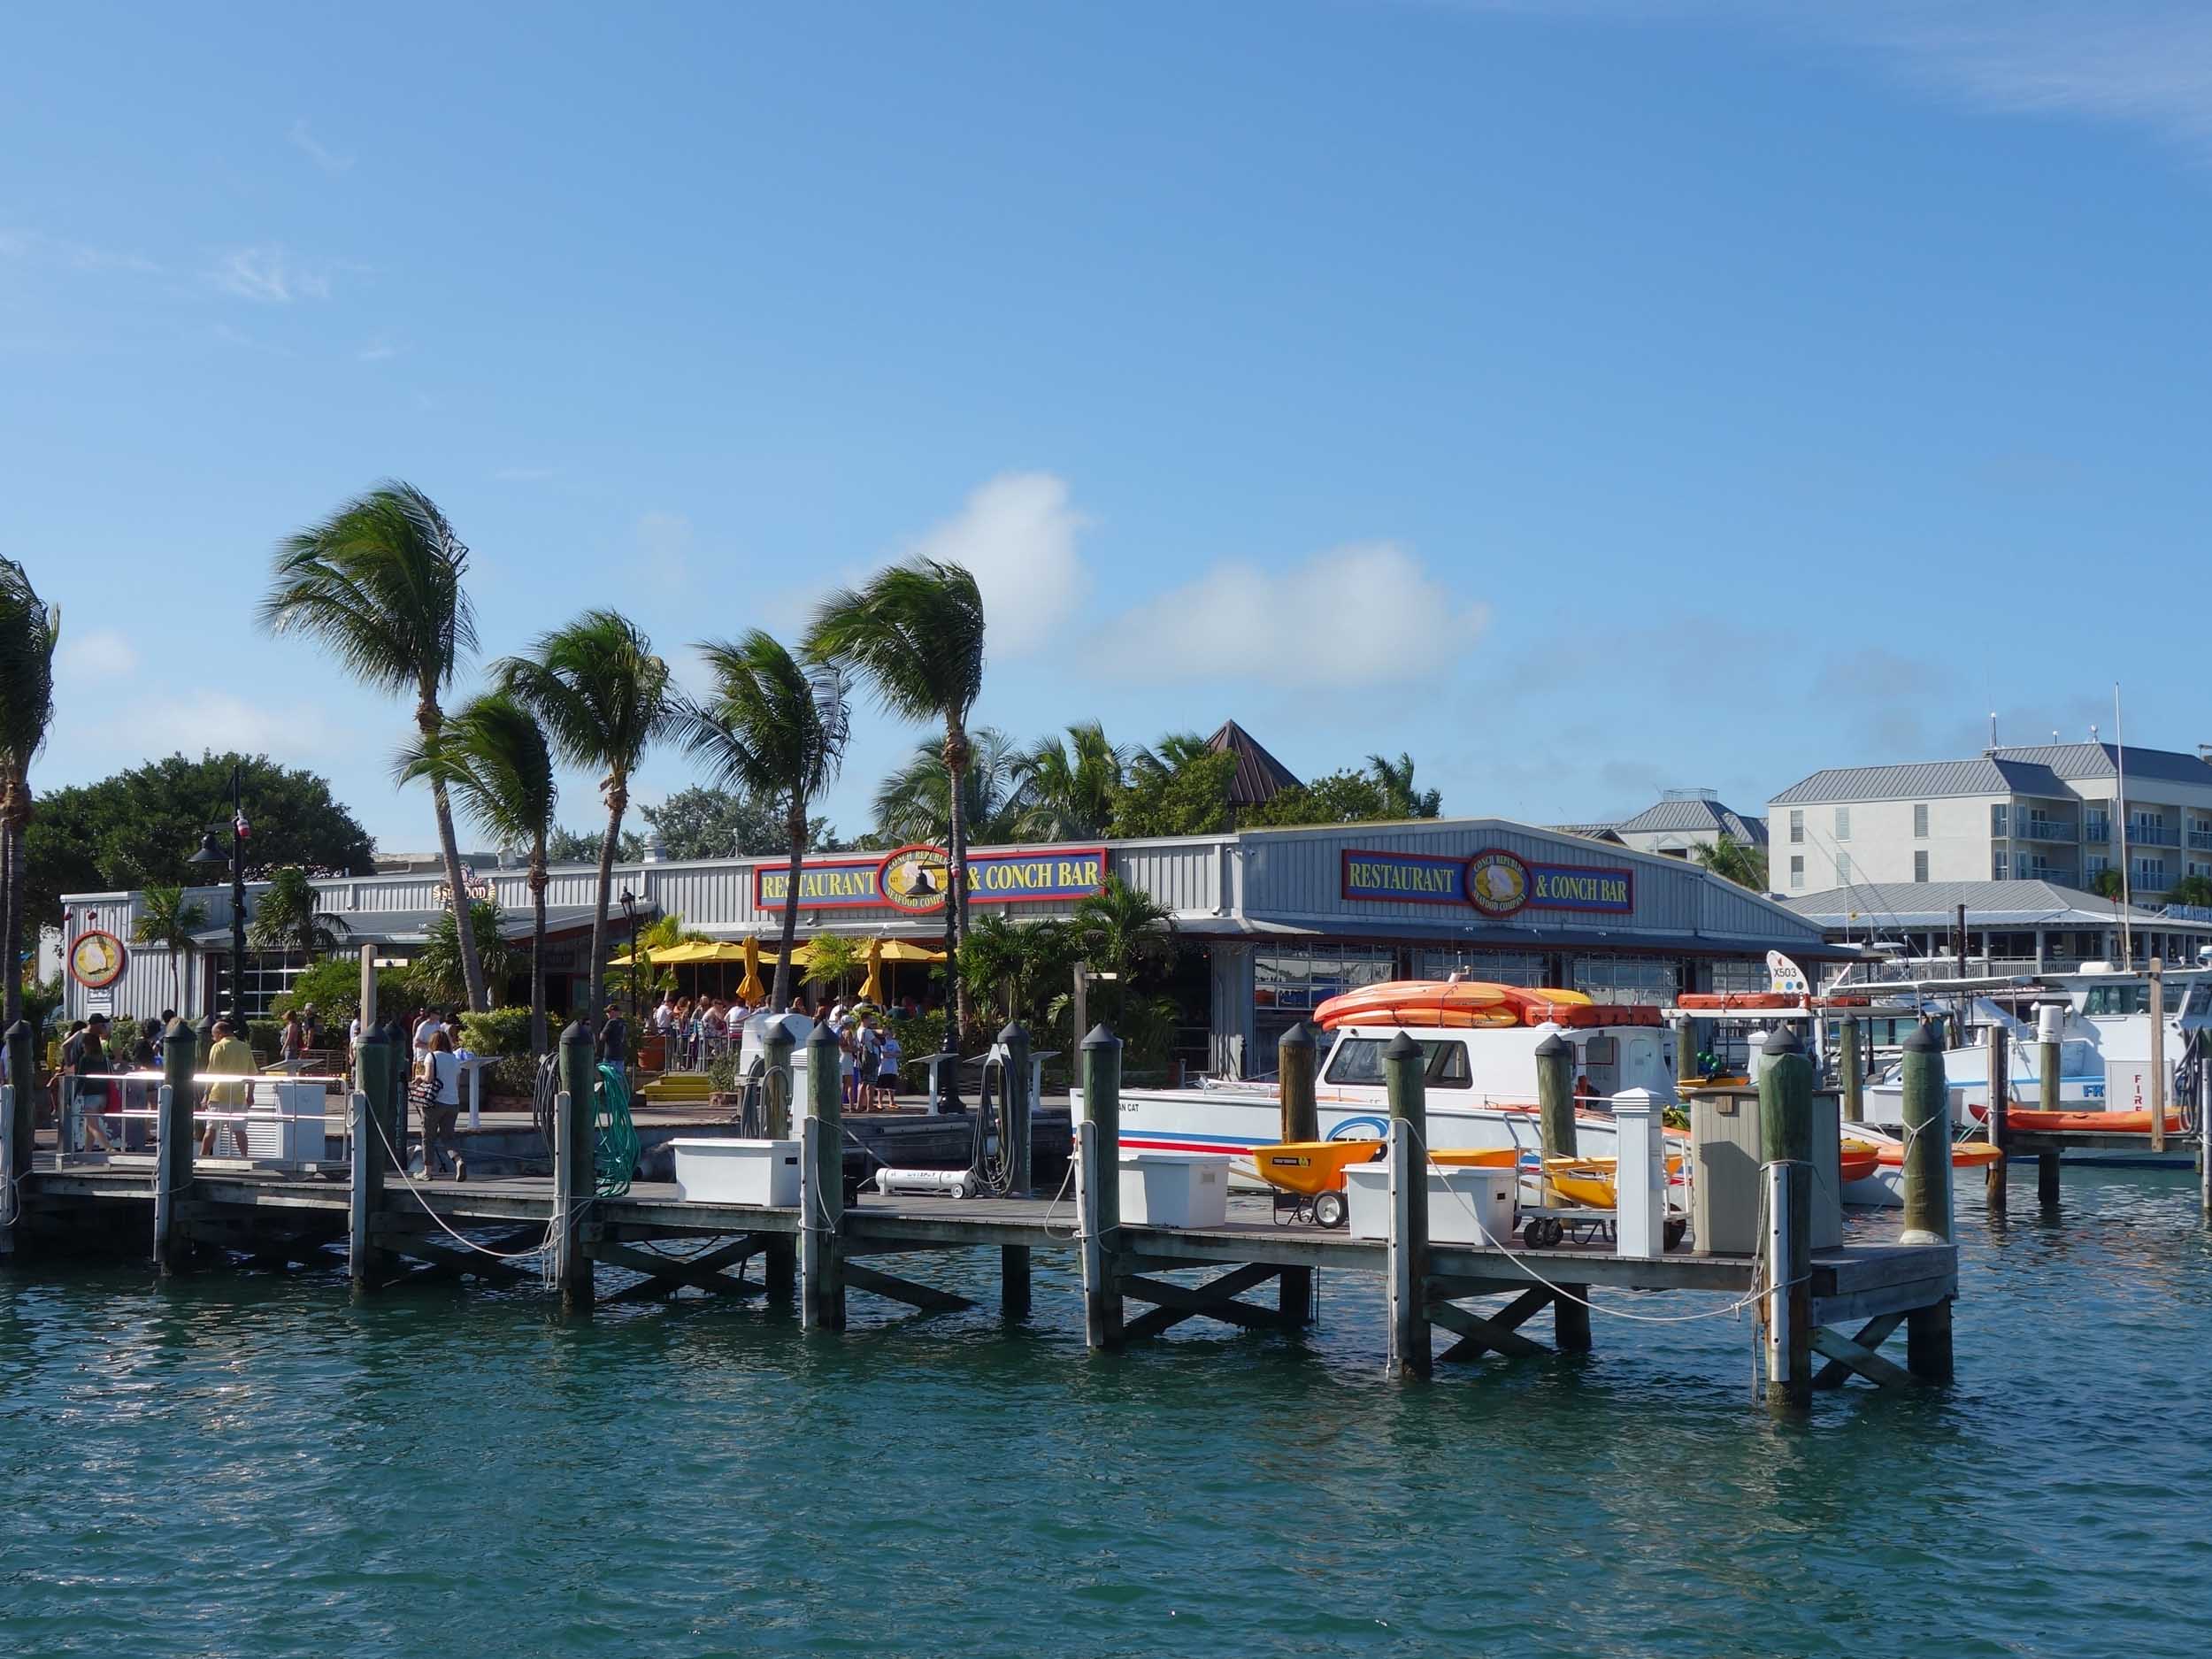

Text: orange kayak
xmin=2001 ymin=1109 xmax=2186 ymax=1136
xmin=1839 ymin=1140 xmax=1880 ymax=1184
xmin=1870 ymin=1140 xmax=2002 ymax=1170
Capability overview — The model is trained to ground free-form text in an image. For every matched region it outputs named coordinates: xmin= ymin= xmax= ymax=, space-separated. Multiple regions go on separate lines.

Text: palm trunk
xmin=529 ymin=842 xmax=549 ymax=1055
xmin=589 ymin=780 xmax=627 ymax=1023
xmin=944 ymin=721 xmax=972 ymax=1045
xmin=0 ymin=803 xmax=18 ymax=1028
xmin=419 ymin=699 xmax=489 ymax=1012
xmin=772 ymin=800 xmax=804 ymax=1010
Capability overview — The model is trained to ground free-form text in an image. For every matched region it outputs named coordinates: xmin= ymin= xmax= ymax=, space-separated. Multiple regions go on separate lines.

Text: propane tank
xmin=872 ymin=1167 xmax=977 ymax=1199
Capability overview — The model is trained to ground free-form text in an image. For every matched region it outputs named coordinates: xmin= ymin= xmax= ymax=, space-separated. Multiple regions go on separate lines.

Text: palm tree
xmin=870 ymin=727 xmax=1022 ymax=847
xmin=396 ymin=693 xmax=559 ymax=1051
xmin=806 ymin=559 xmax=987 ymax=1037
xmin=496 ymin=611 xmax=676 ymax=1021
xmin=1011 ymin=722 xmax=1130 ymax=841
xmin=2090 ymin=868 xmax=2126 ymax=901
xmin=248 ymin=866 xmax=351 ymax=959
xmin=259 ymin=481 xmax=489 ymax=1010
xmin=1365 ymin=751 xmax=1441 ymax=818
xmin=1066 ymin=877 xmax=1176 ymax=1038
xmin=800 ymin=934 xmax=866 ymax=1004
xmin=0 ymin=560 xmax=58 ymax=1026
xmin=130 ymin=884 xmax=206 ymax=1010
xmin=1693 ymin=834 xmax=1770 ymax=893
xmin=1130 ymin=730 xmax=1211 ymax=780
xmin=678 ymin=631 xmax=850 ymax=1011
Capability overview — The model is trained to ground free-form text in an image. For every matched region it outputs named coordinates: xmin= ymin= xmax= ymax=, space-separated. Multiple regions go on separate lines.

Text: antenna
xmin=1989 ymin=710 xmax=1998 ymax=749
xmin=2115 ymin=683 xmax=2131 ymax=969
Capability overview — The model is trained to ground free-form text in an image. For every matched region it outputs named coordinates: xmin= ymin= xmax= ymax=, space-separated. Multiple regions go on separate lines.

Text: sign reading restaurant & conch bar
xmin=1340 ymin=847 xmax=1634 ymax=918
xmin=757 ymin=845 xmax=1109 ymax=912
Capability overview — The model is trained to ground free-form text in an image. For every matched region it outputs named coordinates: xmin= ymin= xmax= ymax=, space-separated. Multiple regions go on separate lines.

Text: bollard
xmin=998 ymin=1020 xmax=1033 ymax=1318
xmin=1383 ymin=1031 xmax=1430 ymax=1379
xmin=555 ymin=1019 xmax=596 ymax=1316
xmin=1758 ymin=1025 xmax=1815 ymax=1412
xmin=2038 ymin=1003 xmax=2063 ymax=1208
xmin=1985 ymin=1026 xmax=2009 ymax=1216
xmin=349 ymin=1032 xmax=394 ymax=1297
xmin=802 ymin=1023 xmax=845 ymax=1332
xmin=3 ymin=1019 xmax=35 ymax=1261
xmin=155 ymin=1015 xmax=200 ymax=1276
xmin=1611 ymin=1088 xmax=1666 ymax=1259
xmin=1899 ymin=1022 xmax=1954 ymax=1384
xmin=1077 ymin=1025 xmax=1124 ymax=1349
xmin=1839 ymin=1018 xmax=1863 ymax=1125
xmin=1277 ymin=1023 xmax=1318 ymax=1324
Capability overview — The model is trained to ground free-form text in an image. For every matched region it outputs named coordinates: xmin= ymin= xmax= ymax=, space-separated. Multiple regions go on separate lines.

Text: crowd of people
xmin=635 ymin=989 xmax=922 ymax=1111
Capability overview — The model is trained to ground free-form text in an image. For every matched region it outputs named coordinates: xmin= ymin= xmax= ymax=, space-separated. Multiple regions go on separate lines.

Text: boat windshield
xmin=2083 ymin=981 xmax=2205 ymax=1017
xmin=1323 ymin=1037 xmax=1471 ymax=1090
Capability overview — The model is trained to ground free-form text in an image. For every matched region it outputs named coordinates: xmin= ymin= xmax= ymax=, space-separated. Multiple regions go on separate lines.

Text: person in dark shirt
xmin=596 ymin=1001 xmax=628 ymax=1066
xmin=65 ymin=1014 xmax=118 ymax=1153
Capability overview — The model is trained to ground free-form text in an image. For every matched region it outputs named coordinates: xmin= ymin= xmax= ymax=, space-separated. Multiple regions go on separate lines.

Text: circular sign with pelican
xmin=1466 ymin=849 xmax=1532 ymax=918
xmin=878 ymin=844 xmax=951 ymax=915
xmin=69 ymin=929 xmax=128 ymax=989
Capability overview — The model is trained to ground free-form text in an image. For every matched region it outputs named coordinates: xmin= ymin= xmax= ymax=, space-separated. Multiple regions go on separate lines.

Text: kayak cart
xmin=1253 ymin=1139 xmax=1386 ymax=1229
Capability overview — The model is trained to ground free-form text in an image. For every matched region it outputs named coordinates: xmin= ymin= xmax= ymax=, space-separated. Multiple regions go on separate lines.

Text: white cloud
xmin=905 ymin=472 xmax=1090 ymax=657
xmin=1094 ymin=541 xmax=1488 ymax=688
xmin=57 ymin=628 xmax=140 ymax=682
xmin=210 ymin=245 xmax=334 ymax=303
xmin=127 ymin=689 xmax=334 ymax=756
xmin=288 ymin=119 xmax=355 ymax=173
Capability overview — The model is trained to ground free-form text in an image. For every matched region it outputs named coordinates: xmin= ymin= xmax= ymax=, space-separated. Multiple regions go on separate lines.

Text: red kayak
xmin=2001 ymin=1109 xmax=2185 ymax=1135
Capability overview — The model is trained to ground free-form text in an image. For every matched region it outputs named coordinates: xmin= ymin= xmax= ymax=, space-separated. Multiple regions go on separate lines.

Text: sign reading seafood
xmin=757 ymin=846 xmax=1109 ymax=911
xmin=1340 ymin=847 xmax=1634 ymax=917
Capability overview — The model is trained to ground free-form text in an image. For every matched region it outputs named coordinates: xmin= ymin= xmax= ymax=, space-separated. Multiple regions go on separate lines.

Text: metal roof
xmin=1770 ymin=757 xmax=2068 ymax=805
xmin=1613 ymin=795 xmax=1768 ymax=842
xmin=1990 ymin=742 xmax=2212 ymax=787
xmin=1546 ymin=823 xmax=1626 ymax=844
xmin=1206 ymin=719 xmax=1302 ymax=807
xmin=1778 ymin=879 xmax=2198 ymax=933
xmin=188 ymin=904 xmax=610 ymax=949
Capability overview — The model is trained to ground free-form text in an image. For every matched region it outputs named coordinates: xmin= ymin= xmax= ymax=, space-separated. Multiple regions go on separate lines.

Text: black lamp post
xmin=619 ymin=887 xmax=641 ymax=1046
xmin=188 ymin=762 xmax=250 ymax=1033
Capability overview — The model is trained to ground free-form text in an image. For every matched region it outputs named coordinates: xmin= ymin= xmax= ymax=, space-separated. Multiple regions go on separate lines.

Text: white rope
xmin=365 ymin=1106 xmax=565 ymax=1263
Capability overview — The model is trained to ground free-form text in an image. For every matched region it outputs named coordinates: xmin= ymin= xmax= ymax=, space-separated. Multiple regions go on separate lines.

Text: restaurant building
xmin=60 ymin=818 xmax=1848 ymax=1075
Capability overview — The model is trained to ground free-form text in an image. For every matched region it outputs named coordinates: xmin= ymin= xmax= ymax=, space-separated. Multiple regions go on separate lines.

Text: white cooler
xmin=1345 ymin=1160 xmax=1516 ymax=1247
xmin=670 ymin=1138 xmax=801 ymax=1206
xmin=1118 ymin=1152 xmax=1230 ymax=1229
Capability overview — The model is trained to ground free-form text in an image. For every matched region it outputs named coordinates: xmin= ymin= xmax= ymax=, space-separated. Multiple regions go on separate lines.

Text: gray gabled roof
xmin=1991 ymin=743 xmax=2212 ymax=787
xmin=1770 ymin=757 xmax=2069 ymax=805
xmin=1613 ymin=795 xmax=1768 ymax=843
xmin=1546 ymin=823 xmax=1625 ymax=844
xmin=188 ymin=905 xmax=611 ymax=950
xmin=1779 ymin=879 xmax=2193 ymax=932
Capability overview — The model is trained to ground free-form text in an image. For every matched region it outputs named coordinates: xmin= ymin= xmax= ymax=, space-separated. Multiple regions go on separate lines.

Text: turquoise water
xmin=5 ymin=1172 xmax=2212 ymax=1658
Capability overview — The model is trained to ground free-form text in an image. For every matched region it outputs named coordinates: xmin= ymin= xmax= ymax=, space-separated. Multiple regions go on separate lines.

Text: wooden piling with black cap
xmin=1899 ymin=1021 xmax=1954 ymax=1383
xmin=1276 ymin=1021 xmax=1318 ymax=1325
xmin=1384 ymin=1031 xmax=1430 ymax=1379
xmin=999 ymin=1019 xmax=1032 ymax=1318
xmin=1758 ymin=1023 xmax=1815 ymax=1412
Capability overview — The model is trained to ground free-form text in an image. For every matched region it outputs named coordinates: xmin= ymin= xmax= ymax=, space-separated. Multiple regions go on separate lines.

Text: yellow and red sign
xmin=757 ymin=845 xmax=1108 ymax=913
xmin=68 ymin=929 xmax=127 ymax=989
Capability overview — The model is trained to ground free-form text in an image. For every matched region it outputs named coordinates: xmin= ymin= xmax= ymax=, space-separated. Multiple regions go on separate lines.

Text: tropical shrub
xmin=459 ymin=1006 xmax=537 ymax=1056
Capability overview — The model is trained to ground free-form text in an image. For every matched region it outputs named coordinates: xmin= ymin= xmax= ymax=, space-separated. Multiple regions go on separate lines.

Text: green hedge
xmin=459 ymin=1007 xmax=537 ymax=1056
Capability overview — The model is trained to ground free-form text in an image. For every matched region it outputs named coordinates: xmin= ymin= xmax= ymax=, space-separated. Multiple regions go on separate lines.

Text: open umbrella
xmin=738 ymin=934 xmax=765 ymax=1004
xmin=859 ymin=936 xmax=885 ymax=1006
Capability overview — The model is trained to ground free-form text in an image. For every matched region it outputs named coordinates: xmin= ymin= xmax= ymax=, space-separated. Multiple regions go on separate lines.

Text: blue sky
xmin=6 ymin=2 xmax=2210 ymax=853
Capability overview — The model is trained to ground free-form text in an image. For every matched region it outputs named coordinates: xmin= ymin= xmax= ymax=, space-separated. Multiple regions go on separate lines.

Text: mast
xmin=2116 ymin=684 xmax=2132 ymax=969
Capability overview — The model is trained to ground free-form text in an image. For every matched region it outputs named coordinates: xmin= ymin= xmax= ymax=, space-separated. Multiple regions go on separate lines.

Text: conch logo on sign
xmin=879 ymin=845 xmax=952 ymax=915
xmin=1467 ymin=850 xmax=1532 ymax=918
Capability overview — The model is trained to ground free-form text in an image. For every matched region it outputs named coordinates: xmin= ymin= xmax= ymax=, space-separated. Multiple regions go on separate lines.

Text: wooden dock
xmin=0 ymin=1018 xmax=1964 ymax=1405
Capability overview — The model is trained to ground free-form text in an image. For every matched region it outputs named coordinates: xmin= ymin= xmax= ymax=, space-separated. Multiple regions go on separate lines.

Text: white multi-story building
xmin=1767 ymin=743 xmax=2212 ymax=902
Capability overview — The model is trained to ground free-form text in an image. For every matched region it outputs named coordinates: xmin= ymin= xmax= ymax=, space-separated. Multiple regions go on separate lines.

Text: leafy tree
xmin=0 ymin=557 xmax=60 ymax=1025
xmin=272 ymin=955 xmax=423 ymax=1029
xmin=1692 ymin=834 xmax=1770 ymax=893
xmin=24 ymin=753 xmax=375 ymax=933
xmin=549 ymin=825 xmax=643 ymax=864
xmin=260 ymin=480 xmax=490 ymax=1010
xmin=867 ymin=727 xmax=1022 ymax=848
xmin=249 ymin=865 xmax=351 ymax=957
xmin=618 ymin=909 xmax=713 ymax=1003
xmin=641 ymin=785 xmax=839 ymax=861
xmin=398 ymin=693 xmax=560 ymax=1053
xmin=1011 ymin=722 xmax=1131 ymax=841
xmin=1070 ymin=876 xmax=1176 ymax=985
xmin=130 ymin=883 xmax=207 ymax=1009
xmin=679 ymin=632 xmax=850 ymax=1010
xmin=1133 ymin=730 xmax=1214 ymax=775
xmin=1365 ymin=751 xmax=1442 ymax=818
xmin=957 ymin=912 xmax=1076 ymax=1028
xmin=2090 ymin=868 xmax=2126 ymax=900
xmin=497 ymin=611 xmax=678 ymax=1019
xmin=2163 ymin=874 xmax=2212 ymax=909
xmin=1107 ymin=749 xmax=1237 ymax=840
xmin=808 ymin=558 xmax=987 ymax=1041
xmin=413 ymin=900 xmax=516 ymax=1008
xmin=800 ymin=934 xmax=866 ymax=1002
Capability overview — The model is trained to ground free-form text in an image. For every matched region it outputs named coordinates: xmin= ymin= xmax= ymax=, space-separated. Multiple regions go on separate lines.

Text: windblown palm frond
xmin=871 ymin=728 xmax=1019 ymax=846
xmin=803 ymin=558 xmax=985 ymax=729
xmin=1010 ymin=721 xmax=1131 ymax=841
xmin=396 ymin=693 xmax=557 ymax=860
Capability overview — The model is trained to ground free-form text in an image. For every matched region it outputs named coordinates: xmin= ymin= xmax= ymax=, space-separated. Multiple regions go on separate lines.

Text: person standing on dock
xmin=199 ymin=1019 xmax=257 ymax=1157
xmin=418 ymin=1030 xmax=465 ymax=1180
xmin=596 ymin=1000 xmax=628 ymax=1069
xmin=64 ymin=1014 xmax=118 ymax=1154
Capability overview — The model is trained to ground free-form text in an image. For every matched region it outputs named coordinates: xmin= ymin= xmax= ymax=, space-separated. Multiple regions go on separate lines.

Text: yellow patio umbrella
xmin=858 ymin=936 xmax=885 ymax=1005
xmin=870 ymin=938 xmax=948 ymax=964
xmin=737 ymin=934 xmax=765 ymax=1004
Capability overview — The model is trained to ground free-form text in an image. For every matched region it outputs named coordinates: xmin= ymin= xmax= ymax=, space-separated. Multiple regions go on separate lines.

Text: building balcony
xmin=2017 ymin=818 xmax=2077 ymax=843
xmin=2189 ymin=829 xmax=2212 ymax=851
xmin=2127 ymin=824 xmax=2179 ymax=848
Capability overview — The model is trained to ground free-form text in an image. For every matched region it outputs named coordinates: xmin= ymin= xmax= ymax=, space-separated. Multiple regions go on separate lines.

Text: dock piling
xmin=1758 ymin=1025 xmax=1814 ymax=1411
xmin=2038 ymin=1008 xmax=2063 ymax=1209
xmin=802 ymin=1024 xmax=846 ymax=1331
xmin=1077 ymin=1025 xmax=1124 ymax=1350
xmin=1384 ymin=1031 xmax=1430 ymax=1379
xmin=555 ymin=1020 xmax=595 ymax=1316
xmin=348 ymin=1032 xmax=394 ymax=1296
xmin=760 ymin=1017 xmax=796 ymax=1302
xmin=2148 ymin=959 xmax=2168 ymax=1155
xmin=1985 ymin=1026 xmax=2009 ymax=1216
xmin=1898 ymin=1022 xmax=1954 ymax=1383
xmin=3 ymin=1018 xmax=34 ymax=1260
xmin=1839 ymin=1018 xmax=1863 ymax=1125
xmin=1276 ymin=1022 xmax=1317 ymax=1325
xmin=154 ymin=1015 xmax=198 ymax=1276
xmin=1533 ymin=1031 xmax=1590 ymax=1351
xmin=999 ymin=1020 xmax=1032 ymax=1318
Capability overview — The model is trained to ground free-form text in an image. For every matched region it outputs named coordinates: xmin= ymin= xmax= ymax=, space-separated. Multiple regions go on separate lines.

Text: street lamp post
xmin=188 ymin=762 xmax=250 ymax=1033
xmin=619 ymin=887 xmax=641 ymax=1059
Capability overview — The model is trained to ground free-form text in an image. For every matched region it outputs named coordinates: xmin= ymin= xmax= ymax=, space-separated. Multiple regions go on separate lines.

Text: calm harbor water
xmin=5 ymin=1171 xmax=2211 ymax=1658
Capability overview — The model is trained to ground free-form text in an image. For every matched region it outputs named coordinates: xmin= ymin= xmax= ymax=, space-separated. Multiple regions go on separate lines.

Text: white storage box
xmin=671 ymin=1138 xmax=801 ymax=1207
xmin=1344 ymin=1160 xmax=1516 ymax=1247
xmin=1118 ymin=1152 xmax=1230 ymax=1229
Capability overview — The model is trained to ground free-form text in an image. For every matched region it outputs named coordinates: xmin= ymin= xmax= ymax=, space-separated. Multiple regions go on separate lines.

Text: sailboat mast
xmin=2116 ymin=683 xmax=2132 ymax=969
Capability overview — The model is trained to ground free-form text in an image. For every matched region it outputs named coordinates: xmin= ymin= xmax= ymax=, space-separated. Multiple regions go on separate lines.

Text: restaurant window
xmin=1913 ymin=803 xmax=1929 ymax=838
xmin=1414 ymin=949 xmax=1544 ymax=987
xmin=1571 ymin=956 xmax=1678 ymax=1004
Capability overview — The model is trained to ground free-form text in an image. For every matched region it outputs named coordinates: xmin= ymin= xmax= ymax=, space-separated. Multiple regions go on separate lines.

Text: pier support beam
xmin=1533 ymin=1033 xmax=1589 ymax=1352
xmin=1899 ymin=1023 xmax=1955 ymax=1384
xmin=1760 ymin=1025 xmax=1815 ymax=1412
xmin=1985 ymin=1026 xmax=2009 ymax=1217
xmin=802 ymin=1024 xmax=845 ymax=1332
xmin=2039 ymin=1019 xmax=2064 ymax=1209
xmin=2 ymin=1018 xmax=35 ymax=1261
xmin=1077 ymin=1025 xmax=1123 ymax=1350
xmin=1839 ymin=1018 xmax=1863 ymax=1125
xmin=2038 ymin=1150 xmax=2062 ymax=1207
xmin=999 ymin=1020 xmax=1032 ymax=1319
xmin=555 ymin=1020 xmax=595 ymax=1316
xmin=1384 ymin=1032 xmax=1430 ymax=1380
xmin=1276 ymin=1023 xmax=1317 ymax=1325
xmin=761 ymin=1018 xmax=796 ymax=1304
xmin=155 ymin=1015 xmax=199 ymax=1277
